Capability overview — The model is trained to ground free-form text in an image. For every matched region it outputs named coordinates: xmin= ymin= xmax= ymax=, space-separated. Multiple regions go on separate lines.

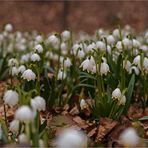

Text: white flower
xmin=100 ymin=62 xmax=110 ymax=75
xmin=96 ymin=41 xmax=106 ymax=52
xmin=34 ymin=44 xmax=43 ymax=53
xmin=31 ymin=96 xmax=46 ymax=111
xmin=63 ymin=58 xmax=72 ymax=68
xmin=133 ymin=39 xmax=140 ymax=48
xmin=9 ymin=120 xmax=19 ymax=133
xmin=77 ymin=49 xmax=85 ymax=59
xmin=72 ymin=43 xmax=82 ymax=54
xmin=112 ymin=88 xmax=122 ymax=100
xmin=18 ymin=133 xmax=28 ymax=143
xmin=123 ymin=60 xmax=131 ymax=72
xmin=39 ymin=139 xmax=45 ymax=148
xmin=18 ymin=65 xmax=26 ymax=74
xmin=22 ymin=69 xmax=36 ymax=81
xmin=119 ymin=127 xmax=139 ymax=146
xmin=21 ymin=54 xmax=30 ymax=63
xmin=107 ymin=35 xmax=115 ymax=45
xmin=80 ymin=56 xmax=95 ymax=73
xmin=35 ymin=35 xmax=43 ymax=43
xmin=116 ymin=41 xmax=123 ymax=51
xmin=8 ymin=58 xmax=18 ymax=67
xmin=61 ymin=30 xmax=71 ymax=41
xmin=113 ymin=29 xmax=120 ymax=39
xmin=57 ymin=70 xmax=66 ymax=80
xmin=143 ymin=57 xmax=148 ymax=74
xmin=107 ymin=45 xmax=111 ymax=54
xmin=61 ymin=42 xmax=67 ymax=51
xmin=15 ymin=105 xmax=34 ymax=122
xmin=141 ymin=45 xmax=148 ymax=52
xmin=56 ymin=128 xmax=87 ymax=148
xmin=122 ymin=38 xmax=132 ymax=49
xmin=80 ymin=99 xmax=88 ymax=110
xmin=48 ymin=34 xmax=59 ymax=45
xmin=129 ymin=66 xmax=140 ymax=75
xmin=5 ymin=24 xmax=13 ymax=32
xmin=86 ymin=43 xmax=96 ymax=53
xmin=11 ymin=67 xmax=18 ymax=76
xmin=31 ymin=53 xmax=41 ymax=62
xmin=118 ymin=95 xmax=126 ymax=105
xmin=133 ymin=55 xmax=141 ymax=69
xmin=3 ymin=90 xmax=19 ymax=107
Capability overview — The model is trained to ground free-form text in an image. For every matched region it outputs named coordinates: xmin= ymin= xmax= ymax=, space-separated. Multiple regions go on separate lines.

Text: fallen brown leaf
xmin=69 ymin=104 xmax=79 ymax=116
xmin=95 ymin=117 xmax=118 ymax=143
xmin=87 ymin=127 xmax=97 ymax=138
xmin=73 ymin=116 xmax=89 ymax=129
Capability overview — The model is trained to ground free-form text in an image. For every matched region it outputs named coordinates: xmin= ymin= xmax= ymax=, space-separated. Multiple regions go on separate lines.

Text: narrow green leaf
xmin=124 ymin=74 xmax=135 ymax=113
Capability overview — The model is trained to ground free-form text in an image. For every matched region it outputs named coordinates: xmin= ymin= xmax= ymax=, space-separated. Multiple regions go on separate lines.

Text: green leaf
xmin=139 ymin=116 xmax=148 ymax=121
xmin=39 ymin=120 xmax=47 ymax=133
xmin=124 ymin=74 xmax=135 ymax=113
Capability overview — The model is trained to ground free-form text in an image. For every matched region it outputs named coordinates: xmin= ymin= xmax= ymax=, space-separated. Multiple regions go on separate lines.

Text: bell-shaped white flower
xmin=48 ymin=34 xmax=59 ymax=45
xmin=119 ymin=127 xmax=139 ymax=146
xmin=35 ymin=35 xmax=43 ymax=43
xmin=3 ymin=90 xmax=19 ymax=107
xmin=34 ymin=44 xmax=43 ymax=53
xmin=133 ymin=39 xmax=140 ymax=48
xmin=141 ymin=45 xmax=148 ymax=53
xmin=8 ymin=58 xmax=18 ymax=67
xmin=80 ymin=56 xmax=95 ymax=73
xmin=9 ymin=120 xmax=19 ymax=133
xmin=57 ymin=69 xmax=66 ymax=80
xmin=77 ymin=49 xmax=85 ymax=59
xmin=18 ymin=133 xmax=28 ymax=143
xmin=18 ymin=65 xmax=26 ymax=74
xmin=15 ymin=105 xmax=34 ymax=122
xmin=143 ymin=57 xmax=148 ymax=74
xmin=56 ymin=128 xmax=87 ymax=148
xmin=122 ymin=38 xmax=132 ymax=49
xmin=123 ymin=60 xmax=131 ymax=72
xmin=61 ymin=42 xmax=67 ymax=51
xmin=61 ymin=30 xmax=71 ymax=41
xmin=31 ymin=96 xmax=46 ymax=111
xmin=85 ymin=43 xmax=96 ymax=53
xmin=96 ymin=41 xmax=106 ymax=52
xmin=133 ymin=55 xmax=141 ymax=69
xmin=5 ymin=23 xmax=13 ymax=32
xmin=80 ymin=99 xmax=88 ymax=110
xmin=31 ymin=53 xmax=41 ymax=62
xmin=63 ymin=58 xmax=72 ymax=68
xmin=22 ymin=69 xmax=36 ymax=81
xmin=21 ymin=54 xmax=30 ymax=63
xmin=11 ymin=67 xmax=18 ymax=76
xmin=113 ymin=28 xmax=120 ymax=39
xmin=116 ymin=41 xmax=123 ymax=51
xmin=112 ymin=88 xmax=122 ymax=100
xmin=100 ymin=62 xmax=110 ymax=75
xmin=129 ymin=66 xmax=140 ymax=75
xmin=118 ymin=95 xmax=126 ymax=105
xmin=107 ymin=45 xmax=111 ymax=54
xmin=107 ymin=35 xmax=115 ymax=45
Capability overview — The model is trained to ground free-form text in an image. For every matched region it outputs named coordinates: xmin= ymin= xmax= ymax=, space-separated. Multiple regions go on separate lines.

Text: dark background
xmin=0 ymin=1 xmax=148 ymax=33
